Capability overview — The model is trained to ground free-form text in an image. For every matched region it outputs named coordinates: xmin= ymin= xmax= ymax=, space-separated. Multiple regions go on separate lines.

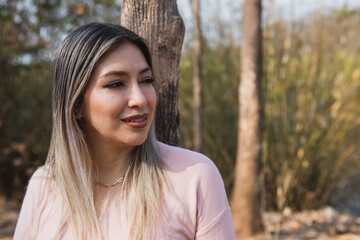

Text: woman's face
xmin=81 ymin=43 xmax=156 ymax=150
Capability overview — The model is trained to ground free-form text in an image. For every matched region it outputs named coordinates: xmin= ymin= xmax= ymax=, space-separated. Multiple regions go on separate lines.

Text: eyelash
xmin=104 ymin=78 xmax=154 ymax=88
xmin=105 ymin=81 xmax=124 ymax=88
xmin=140 ymin=78 xmax=154 ymax=84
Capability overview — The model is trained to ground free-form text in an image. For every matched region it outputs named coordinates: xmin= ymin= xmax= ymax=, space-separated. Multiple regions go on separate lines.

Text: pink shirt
xmin=14 ymin=144 xmax=236 ymax=239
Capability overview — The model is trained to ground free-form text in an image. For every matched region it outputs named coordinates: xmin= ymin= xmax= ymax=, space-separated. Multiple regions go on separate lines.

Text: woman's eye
xmin=104 ymin=81 xmax=124 ymax=88
xmin=140 ymin=78 xmax=154 ymax=85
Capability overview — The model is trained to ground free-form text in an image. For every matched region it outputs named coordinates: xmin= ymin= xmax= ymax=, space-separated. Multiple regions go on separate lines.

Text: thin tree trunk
xmin=192 ymin=0 xmax=202 ymax=152
xmin=231 ymin=0 xmax=264 ymax=238
xmin=121 ymin=0 xmax=185 ymax=146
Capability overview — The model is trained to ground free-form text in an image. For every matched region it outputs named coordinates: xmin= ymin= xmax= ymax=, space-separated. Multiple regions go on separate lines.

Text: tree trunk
xmin=121 ymin=0 xmax=185 ymax=146
xmin=192 ymin=0 xmax=202 ymax=152
xmin=231 ymin=0 xmax=264 ymax=238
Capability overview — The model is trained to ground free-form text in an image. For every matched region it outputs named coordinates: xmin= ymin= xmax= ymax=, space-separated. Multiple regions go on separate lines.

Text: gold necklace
xmin=95 ymin=177 xmax=124 ymax=188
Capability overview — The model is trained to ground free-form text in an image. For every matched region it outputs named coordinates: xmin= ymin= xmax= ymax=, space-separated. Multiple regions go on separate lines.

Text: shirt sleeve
xmin=194 ymin=159 xmax=236 ymax=240
xmin=13 ymin=169 xmax=45 ymax=240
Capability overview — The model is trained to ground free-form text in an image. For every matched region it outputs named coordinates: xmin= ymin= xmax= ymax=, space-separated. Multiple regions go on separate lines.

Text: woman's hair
xmin=39 ymin=23 xmax=165 ymax=239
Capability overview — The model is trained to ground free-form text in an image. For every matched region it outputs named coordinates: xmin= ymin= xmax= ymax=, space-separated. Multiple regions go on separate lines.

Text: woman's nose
xmin=128 ymin=83 xmax=147 ymax=108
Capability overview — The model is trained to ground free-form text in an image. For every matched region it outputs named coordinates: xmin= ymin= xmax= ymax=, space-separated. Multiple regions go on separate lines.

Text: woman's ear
xmin=75 ymin=112 xmax=83 ymax=119
xmin=75 ymin=106 xmax=83 ymax=119
xmin=74 ymin=97 xmax=84 ymax=119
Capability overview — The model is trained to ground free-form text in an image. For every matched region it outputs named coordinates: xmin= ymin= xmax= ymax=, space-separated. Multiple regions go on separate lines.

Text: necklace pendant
xmin=96 ymin=176 xmax=124 ymax=188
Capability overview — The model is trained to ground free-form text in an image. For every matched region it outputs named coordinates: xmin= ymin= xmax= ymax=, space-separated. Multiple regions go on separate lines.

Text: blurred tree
xmin=121 ymin=0 xmax=185 ymax=146
xmin=0 ymin=0 xmax=120 ymax=200
xmin=262 ymin=5 xmax=360 ymax=210
xmin=178 ymin=0 xmax=360 ymax=214
xmin=0 ymin=0 xmax=59 ymax=200
xmin=179 ymin=14 xmax=240 ymax=194
xmin=192 ymin=0 xmax=203 ymax=152
xmin=231 ymin=0 xmax=264 ymax=237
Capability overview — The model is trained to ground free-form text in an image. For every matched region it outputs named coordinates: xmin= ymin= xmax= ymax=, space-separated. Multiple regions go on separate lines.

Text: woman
xmin=14 ymin=23 xmax=236 ymax=240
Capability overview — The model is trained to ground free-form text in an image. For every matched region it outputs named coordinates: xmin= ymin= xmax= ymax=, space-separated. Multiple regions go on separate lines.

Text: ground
xmin=0 ymin=196 xmax=19 ymax=240
xmin=1 ymin=196 xmax=359 ymax=240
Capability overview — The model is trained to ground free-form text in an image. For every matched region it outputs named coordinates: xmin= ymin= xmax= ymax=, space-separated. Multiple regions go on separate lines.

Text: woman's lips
xmin=121 ymin=114 xmax=148 ymax=128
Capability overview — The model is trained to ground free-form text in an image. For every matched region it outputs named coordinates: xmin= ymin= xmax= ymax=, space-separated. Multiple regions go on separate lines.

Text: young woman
xmin=13 ymin=23 xmax=236 ymax=240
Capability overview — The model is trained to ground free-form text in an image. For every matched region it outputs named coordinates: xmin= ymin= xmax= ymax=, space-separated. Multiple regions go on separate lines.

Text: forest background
xmin=1 ymin=0 xmax=360 ymax=238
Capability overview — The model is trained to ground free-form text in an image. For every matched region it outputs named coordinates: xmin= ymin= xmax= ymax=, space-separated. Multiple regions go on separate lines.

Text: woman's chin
xmin=121 ymin=134 xmax=149 ymax=148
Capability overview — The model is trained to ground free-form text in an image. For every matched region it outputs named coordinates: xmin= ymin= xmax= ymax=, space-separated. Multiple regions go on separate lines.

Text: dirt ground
xmin=0 ymin=196 xmax=19 ymax=240
xmin=1 ymin=195 xmax=359 ymax=240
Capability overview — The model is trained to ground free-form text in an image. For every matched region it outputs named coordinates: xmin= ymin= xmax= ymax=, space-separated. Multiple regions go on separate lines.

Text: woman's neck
xmin=91 ymin=144 xmax=134 ymax=185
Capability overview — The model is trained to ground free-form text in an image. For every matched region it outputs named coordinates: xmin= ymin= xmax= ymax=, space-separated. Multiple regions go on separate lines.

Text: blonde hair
xmin=36 ymin=23 xmax=165 ymax=239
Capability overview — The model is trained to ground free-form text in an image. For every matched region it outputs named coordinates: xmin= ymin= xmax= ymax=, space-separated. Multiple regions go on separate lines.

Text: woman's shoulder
xmin=13 ymin=166 xmax=58 ymax=240
xmin=28 ymin=166 xmax=53 ymax=184
xmin=25 ymin=166 xmax=55 ymax=197
xmin=159 ymin=141 xmax=213 ymax=165
xmin=157 ymin=142 xmax=231 ymax=227
xmin=156 ymin=142 xmax=234 ymax=239
xmin=30 ymin=166 xmax=51 ymax=179
xmin=158 ymin=142 xmax=221 ymax=181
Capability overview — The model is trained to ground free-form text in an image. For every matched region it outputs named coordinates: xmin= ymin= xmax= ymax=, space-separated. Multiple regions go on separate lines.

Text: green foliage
xmin=0 ymin=0 xmax=54 ymax=200
xmin=0 ymin=0 xmax=120 ymax=201
xmin=179 ymin=38 xmax=240 ymax=193
xmin=179 ymin=7 xmax=360 ymax=210
xmin=2 ymin=0 xmax=360 ymax=212
xmin=263 ymin=8 xmax=360 ymax=210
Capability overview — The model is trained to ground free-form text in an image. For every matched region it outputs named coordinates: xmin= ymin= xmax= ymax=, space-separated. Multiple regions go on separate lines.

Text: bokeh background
xmin=1 ymin=0 xmax=360 ymax=238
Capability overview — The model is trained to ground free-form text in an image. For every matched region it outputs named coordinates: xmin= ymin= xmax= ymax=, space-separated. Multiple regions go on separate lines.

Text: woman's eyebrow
xmin=100 ymin=67 xmax=152 ymax=79
xmin=100 ymin=71 xmax=127 ymax=79
xmin=139 ymin=67 xmax=152 ymax=75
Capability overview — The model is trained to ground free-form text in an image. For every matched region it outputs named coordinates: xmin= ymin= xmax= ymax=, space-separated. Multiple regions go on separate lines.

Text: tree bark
xmin=231 ymin=0 xmax=264 ymax=238
xmin=192 ymin=0 xmax=202 ymax=152
xmin=121 ymin=0 xmax=185 ymax=146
